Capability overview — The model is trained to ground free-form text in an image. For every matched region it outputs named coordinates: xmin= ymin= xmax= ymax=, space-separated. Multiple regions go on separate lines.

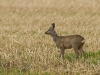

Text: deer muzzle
xmin=45 ymin=32 xmax=48 ymax=34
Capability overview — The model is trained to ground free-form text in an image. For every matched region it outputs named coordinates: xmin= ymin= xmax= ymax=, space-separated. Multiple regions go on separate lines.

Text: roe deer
xmin=45 ymin=23 xmax=86 ymax=61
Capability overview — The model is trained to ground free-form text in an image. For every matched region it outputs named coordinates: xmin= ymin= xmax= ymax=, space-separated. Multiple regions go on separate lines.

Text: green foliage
xmin=65 ymin=53 xmax=75 ymax=62
xmin=0 ymin=67 xmax=33 ymax=75
xmin=42 ymin=72 xmax=50 ymax=75
xmin=65 ymin=50 xmax=100 ymax=64
xmin=86 ymin=50 xmax=100 ymax=65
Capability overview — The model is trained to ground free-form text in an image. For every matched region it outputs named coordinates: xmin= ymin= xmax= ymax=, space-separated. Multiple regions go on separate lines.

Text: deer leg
xmin=60 ymin=48 xmax=65 ymax=60
xmin=79 ymin=47 xmax=86 ymax=62
xmin=73 ymin=47 xmax=79 ymax=59
xmin=59 ymin=50 xmax=61 ymax=58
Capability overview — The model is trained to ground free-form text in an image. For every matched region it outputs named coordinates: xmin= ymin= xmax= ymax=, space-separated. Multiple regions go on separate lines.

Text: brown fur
xmin=45 ymin=23 xmax=86 ymax=61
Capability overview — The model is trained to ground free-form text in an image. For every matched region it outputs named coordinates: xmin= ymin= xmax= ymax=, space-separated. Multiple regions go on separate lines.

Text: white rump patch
xmin=82 ymin=40 xmax=85 ymax=43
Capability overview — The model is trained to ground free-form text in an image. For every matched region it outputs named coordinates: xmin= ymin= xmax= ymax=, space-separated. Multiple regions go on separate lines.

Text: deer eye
xmin=48 ymin=30 xmax=51 ymax=31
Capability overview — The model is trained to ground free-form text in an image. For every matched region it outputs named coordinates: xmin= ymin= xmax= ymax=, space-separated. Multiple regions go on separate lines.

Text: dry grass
xmin=0 ymin=0 xmax=100 ymax=75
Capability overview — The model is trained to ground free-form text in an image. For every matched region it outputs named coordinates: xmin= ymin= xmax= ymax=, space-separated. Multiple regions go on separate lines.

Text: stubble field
xmin=0 ymin=0 xmax=100 ymax=75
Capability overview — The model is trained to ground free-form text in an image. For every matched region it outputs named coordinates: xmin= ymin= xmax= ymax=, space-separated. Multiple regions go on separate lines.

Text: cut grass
xmin=0 ymin=0 xmax=100 ymax=75
xmin=0 ymin=67 xmax=32 ymax=75
xmin=0 ymin=51 xmax=100 ymax=75
xmin=65 ymin=50 xmax=100 ymax=63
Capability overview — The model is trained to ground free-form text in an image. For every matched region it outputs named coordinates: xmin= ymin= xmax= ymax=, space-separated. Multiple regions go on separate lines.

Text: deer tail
xmin=82 ymin=40 xmax=85 ymax=43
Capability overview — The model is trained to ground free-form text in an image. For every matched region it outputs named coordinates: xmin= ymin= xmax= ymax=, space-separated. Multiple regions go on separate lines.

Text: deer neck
xmin=51 ymin=31 xmax=58 ymax=42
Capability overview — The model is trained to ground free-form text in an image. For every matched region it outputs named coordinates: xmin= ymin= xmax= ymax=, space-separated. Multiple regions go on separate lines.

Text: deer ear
xmin=51 ymin=23 xmax=55 ymax=29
